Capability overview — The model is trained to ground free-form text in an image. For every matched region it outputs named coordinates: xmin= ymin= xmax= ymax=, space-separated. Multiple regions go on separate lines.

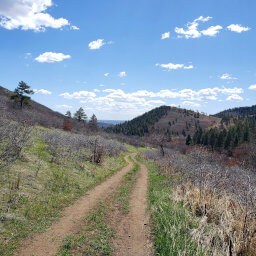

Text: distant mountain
xmin=106 ymin=105 xmax=220 ymax=137
xmin=214 ymin=105 xmax=256 ymax=118
xmin=98 ymin=120 xmax=125 ymax=128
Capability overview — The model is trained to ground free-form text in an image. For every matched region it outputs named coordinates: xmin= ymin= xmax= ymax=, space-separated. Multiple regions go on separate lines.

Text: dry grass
xmin=144 ymin=148 xmax=256 ymax=256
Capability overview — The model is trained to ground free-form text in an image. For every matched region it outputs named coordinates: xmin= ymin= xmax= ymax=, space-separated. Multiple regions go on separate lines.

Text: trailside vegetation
xmin=106 ymin=105 xmax=171 ymax=136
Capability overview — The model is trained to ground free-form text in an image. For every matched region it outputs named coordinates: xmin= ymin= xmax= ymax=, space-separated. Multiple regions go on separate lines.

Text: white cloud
xmin=71 ymin=25 xmax=80 ymax=30
xmin=156 ymin=62 xmax=194 ymax=71
xmin=226 ymin=94 xmax=243 ymax=101
xmin=249 ymin=84 xmax=256 ymax=90
xmin=220 ymin=73 xmax=237 ymax=80
xmin=56 ymin=104 xmax=73 ymax=109
xmin=94 ymin=89 xmax=100 ymax=92
xmin=35 ymin=52 xmax=71 ymax=63
xmin=201 ymin=25 xmax=223 ymax=36
xmin=0 ymin=0 xmax=71 ymax=32
xmin=161 ymin=32 xmax=170 ymax=40
xmin=182 ymin=101 xmax=200 ymax=108
xmin=99 ymin=84 xmax=105 ymax=87
xmin=227 ymin=24 xmax=250 ymax=33
xmin=88 ymin=39 xmax=105 ymax=50
xmin=34 ymin=89 xmax=52 ymax=95
xmin=183 ymin=65 xmax=194 ymax=69
xmin=221 ymin=87 xmax=243 ymax=94
xmin=175 ymin=16 xmax=211 ymax=39
xmin=119 ymin=71 xmax=127 ymax=77
xmin=104 ymin=73 xmax=109 ymax=77
xmin=60 ymin=91 xmax=96 ymax=99
xmin=175 ymin=16 xmax=223 ymax=39
xmin=60 ymin=86 xmax=244 ymax=116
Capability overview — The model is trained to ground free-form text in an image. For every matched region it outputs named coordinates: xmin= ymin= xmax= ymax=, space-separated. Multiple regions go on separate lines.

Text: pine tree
xmin=65 ymin=110 xmax=72 ymax=118
xmin=74 ymin=107 xmax=87 ymax=122
xmin=10 ymin=81 xmax=34 ymax=109
xmin=89 ymin=114 xmax=99 ymax=132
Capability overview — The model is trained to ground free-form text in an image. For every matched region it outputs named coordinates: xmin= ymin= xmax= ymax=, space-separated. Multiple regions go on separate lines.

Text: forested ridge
xmin=188 ymin=117 xmax=256 ymax=151
xmin=215 ymin=104 xmax=256 ymax=118
xmin=106 ymin=105 xmax=171 ymax=136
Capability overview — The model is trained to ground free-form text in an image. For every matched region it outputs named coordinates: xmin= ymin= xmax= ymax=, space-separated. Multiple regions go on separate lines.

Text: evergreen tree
xmin=74 ymin=107 xmax=87 ymax=122
xmin=10 ymin=81 xmax=34 ymax=109
xmin=65 ymin=110 xmax=72 ymax=118
xmin=89 ymin=114 xmax=99 ymax=131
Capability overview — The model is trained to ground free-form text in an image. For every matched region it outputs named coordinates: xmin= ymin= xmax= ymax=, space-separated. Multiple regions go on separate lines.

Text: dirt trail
xmin=16 ymin=155 xmax=133 ymax=256
xmin=112 ymin=155 xmax=153 ymax=256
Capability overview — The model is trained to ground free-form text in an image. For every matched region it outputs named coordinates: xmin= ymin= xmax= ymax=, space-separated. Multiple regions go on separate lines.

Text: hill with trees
xmin=0 ymin=84 xmax=105 ymax=132
xmin=106 ymin=105 xmax=220 ymax=138
xmin=214 ymin=104 xmax=256 ymax=118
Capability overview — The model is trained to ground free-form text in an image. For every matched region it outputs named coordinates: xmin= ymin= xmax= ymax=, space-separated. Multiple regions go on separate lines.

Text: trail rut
xmin=16 ymin=155 xmax=133 ymax=256
xmin=112 ymin=155 xmax=153 ymax=256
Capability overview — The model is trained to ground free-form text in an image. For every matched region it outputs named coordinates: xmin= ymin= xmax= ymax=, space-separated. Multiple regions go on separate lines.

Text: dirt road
xmin=112 ymin=155 xmax=153 ymax=256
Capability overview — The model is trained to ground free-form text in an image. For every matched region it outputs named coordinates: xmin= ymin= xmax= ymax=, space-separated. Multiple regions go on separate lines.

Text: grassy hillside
xmin=0 ymin=121 xmax=127 ymax=256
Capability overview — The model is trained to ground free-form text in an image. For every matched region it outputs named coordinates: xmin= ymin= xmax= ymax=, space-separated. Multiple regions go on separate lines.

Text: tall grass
xmin=137 ymin=155 xmax=204 ymax=256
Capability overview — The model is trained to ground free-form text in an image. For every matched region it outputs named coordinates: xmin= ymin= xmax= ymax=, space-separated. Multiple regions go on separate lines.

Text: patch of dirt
xmin=15 ymin=155 xmax=133 ymax=256
xmin=112 ymin=155 xmax=153 ymax=256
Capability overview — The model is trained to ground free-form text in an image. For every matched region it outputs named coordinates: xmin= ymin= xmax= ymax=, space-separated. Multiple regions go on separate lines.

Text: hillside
xmin=0 ymin=85 xmax=116 ymax=131
xmin=215 ymin=104 xmax=256 ymax=118
xmin=0 ymin=85 xmax=75 ymax=128
xmin=106 ymin=105 xmax=220 ymax=137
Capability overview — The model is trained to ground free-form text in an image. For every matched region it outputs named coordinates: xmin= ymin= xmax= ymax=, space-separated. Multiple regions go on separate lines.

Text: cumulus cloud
xmin=161 ymin=32 xmax=170 ymax=40
xmin=156 ymin=62 xmax=194 ymax=71
xmin=34 ymin=89 xmax=52 ymax=95
xmin=59 ymin=86 xmax=244 ymax=115
xmin=118 ymin=71 xmax=127 ymax=77
xmin=226 ymin=94 xmax=243 ymax=101
xmin=220 ymin=73 xmax=237 ymax=80
xmin=201 ymin=25 xmax=223 ymax=36
xmin=0 ymin=0 xmax=71 ymax=31
xmin=249 ymin=84 xmax=256 ymax=90
xmin=88 ymin=39 xmax=106 ymax=50
xmin=104 ymin=73 xmax=109 ymax=77
xmin=175 ymin=16 xmax=223 ymax=39
xmin=182 ymin=101 xmax=200 ymax=108
xmin=59 ymin=91 xmax=96 ymax=99
xmin=70 ymin=25 xmax=80 ymax=30
xmin=35 ymin=52 xmax=71 ymax=63
xmin=227 ymin=24 xmax=250 ymax=33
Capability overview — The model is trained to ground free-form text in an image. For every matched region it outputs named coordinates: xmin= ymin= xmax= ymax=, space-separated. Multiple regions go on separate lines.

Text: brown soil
xmin=15 ymin=155 xmax=133 ymax=256
xmin=112 ymin=155 xmax=153 ymax=256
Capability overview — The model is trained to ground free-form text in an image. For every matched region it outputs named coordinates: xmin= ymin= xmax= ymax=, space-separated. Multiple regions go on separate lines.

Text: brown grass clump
xmin=145 ymin=147 xmax=256 ymax=256
xmin=174 ymin=183 xmax=256 ymax=255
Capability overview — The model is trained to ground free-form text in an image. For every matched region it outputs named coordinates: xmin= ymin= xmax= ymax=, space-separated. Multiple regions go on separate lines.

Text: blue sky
xmin=0 ymin=0 xmax=256 ymax=120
